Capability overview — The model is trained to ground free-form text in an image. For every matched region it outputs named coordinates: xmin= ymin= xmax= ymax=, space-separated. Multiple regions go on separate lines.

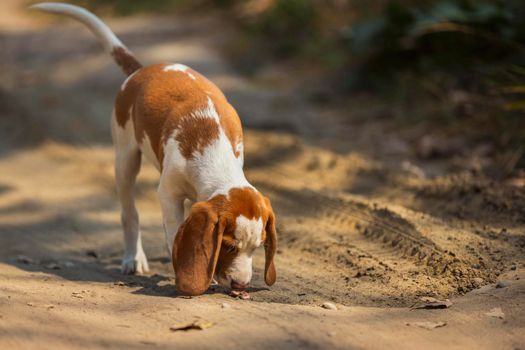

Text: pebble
xmin=221 ymin=303 xmax=231 ymax=309
xmin=321 ymin=302 xmax=337 ymax=310
xmin=45 ymin=263 xmax=61 ymax=270
xmin=472 ymin=277 xmax=484 ymax=286
xmin=496 ymin=280 xmax=512 ymax=288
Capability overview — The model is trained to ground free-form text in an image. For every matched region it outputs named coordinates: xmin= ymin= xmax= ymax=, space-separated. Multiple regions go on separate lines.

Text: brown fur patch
xmin=215 ymin=238 xmax=238 ymax=281
xmin=111 ymin=46 xmax=142 ymax=76
xmin=207 ymin=187 xmax=265 ymax=225
xmin=114 ymin=63 xmax=243 ymax=168
xmin=175 ymin=116 xmax=220 ymax=159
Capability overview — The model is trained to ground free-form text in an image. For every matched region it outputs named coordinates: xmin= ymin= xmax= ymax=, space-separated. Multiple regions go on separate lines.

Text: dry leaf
xmin=485 ymin=307 xmax=504 ymax=319
xmin=406 ymin=321 xmax=447 ymax=330
xmin=230 ymin=290 xmax=250 ymax=300
xmin=170 ymin=320 xmax=214 ymax=332
xmin=71 ymin=292 xmax=84 ymax=299
xmin=412 ymin=297 xmax=452 ymax=309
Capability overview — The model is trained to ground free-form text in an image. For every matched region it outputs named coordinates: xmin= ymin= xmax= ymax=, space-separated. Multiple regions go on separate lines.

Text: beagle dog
xmin=31 ymin=3 xmax=277 ymax=296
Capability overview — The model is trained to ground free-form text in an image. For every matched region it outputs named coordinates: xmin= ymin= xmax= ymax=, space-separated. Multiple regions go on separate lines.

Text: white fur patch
xmin=235 ymin=215 xmax=263 ymax=250
xmin=140 ymin=133 xmax=160 ymax=170
xmin=162 ymin=130 xmax=188 ymax=180
xmin=192 ymin=130 xmax=251 ymax=200
xmin=120 ymin=69 xmax=139 ymax=91
xmin=228 ymin=253 xmax=252 ymax=285
xmin=163 ymin=63 xmax=197 ymax=80
xmin=191 ymin=97 xmax=219 ymax=122
xmin=111 ymin=108 xmax=136 ymax=149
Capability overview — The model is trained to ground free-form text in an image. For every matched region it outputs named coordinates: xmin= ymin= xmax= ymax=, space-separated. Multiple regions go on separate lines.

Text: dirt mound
xmin=243 ymin=131 xmax=524 ymax=306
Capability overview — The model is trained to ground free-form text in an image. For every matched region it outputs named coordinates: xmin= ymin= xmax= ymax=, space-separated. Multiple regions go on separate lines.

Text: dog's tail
xmin=30 ymin=2 xmax=142 ymax=76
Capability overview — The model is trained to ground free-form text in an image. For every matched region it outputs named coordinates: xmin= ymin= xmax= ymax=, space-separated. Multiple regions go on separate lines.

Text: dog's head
xmin=171 ymin=187 xmax=277 ymax=296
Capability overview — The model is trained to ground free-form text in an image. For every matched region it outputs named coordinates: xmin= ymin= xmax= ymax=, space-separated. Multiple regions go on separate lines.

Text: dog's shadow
xmin=130 ymin=273 xmax=270 ymax=298
xmin=7 ymin=253 xmax=269 ymax=300
xmin=126 ymin=256 xmax=270 ymax=298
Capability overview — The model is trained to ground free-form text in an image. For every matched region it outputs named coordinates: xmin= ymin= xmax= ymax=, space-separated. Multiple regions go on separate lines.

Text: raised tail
xmin=30 ymin=2 xmax=142 ymax=76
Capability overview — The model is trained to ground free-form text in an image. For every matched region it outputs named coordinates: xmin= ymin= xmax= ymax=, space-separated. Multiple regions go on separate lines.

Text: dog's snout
xmin=231 ymin=280 xmax=249 ymax=290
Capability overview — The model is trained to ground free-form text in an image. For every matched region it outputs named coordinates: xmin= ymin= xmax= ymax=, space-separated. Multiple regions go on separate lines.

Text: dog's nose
xmin=231 ymin=280 xmax=249 ymax=290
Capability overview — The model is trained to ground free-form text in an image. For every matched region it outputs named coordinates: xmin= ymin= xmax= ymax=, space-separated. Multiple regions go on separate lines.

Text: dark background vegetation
xmin=70 ymin=0 xmax=525 ymax=172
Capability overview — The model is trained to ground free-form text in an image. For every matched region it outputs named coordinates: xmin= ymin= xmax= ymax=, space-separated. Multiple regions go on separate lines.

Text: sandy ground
xmin=1 ymin=1 xmax=525 ymax=348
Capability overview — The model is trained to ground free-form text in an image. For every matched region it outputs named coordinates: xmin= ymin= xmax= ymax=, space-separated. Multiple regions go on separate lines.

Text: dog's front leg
xmin=158 ymin=177 xmax=185 ymax=257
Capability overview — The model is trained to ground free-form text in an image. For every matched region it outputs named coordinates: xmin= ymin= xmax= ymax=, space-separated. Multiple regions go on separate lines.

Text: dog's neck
xmin=196 ymin=170 xmax=253 ymax=202
xmin=185 ymin=132 xmax=250 ymax=202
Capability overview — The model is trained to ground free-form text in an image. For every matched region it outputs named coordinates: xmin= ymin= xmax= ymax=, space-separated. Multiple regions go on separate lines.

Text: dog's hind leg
xmin=112 ymin=113 xmax=149 ymax=274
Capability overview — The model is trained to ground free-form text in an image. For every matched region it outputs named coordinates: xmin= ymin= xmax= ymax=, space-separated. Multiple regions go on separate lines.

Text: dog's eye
xmin=223 ymin=241 xmax=238 ymax=253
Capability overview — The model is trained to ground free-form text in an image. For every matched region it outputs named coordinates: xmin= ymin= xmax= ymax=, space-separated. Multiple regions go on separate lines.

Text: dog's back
xmin=114 ymin=63 xmax=243 ymax=171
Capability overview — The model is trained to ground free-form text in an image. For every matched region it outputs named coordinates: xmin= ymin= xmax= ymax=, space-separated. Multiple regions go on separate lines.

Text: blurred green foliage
xmin=501 ymin=66 xmax=525 ymax=111
xmin=228 ymin=0 xmax=525 ymax=91
xmin=242 ymin=0 xmax=318 ymax=57
xmin=345 ymin=0 xmax=525 ymax=90
xmin=69 ymin=0 xmax=188 ymax=15
xmin=69 ymin=0 xmax=525 ymax=102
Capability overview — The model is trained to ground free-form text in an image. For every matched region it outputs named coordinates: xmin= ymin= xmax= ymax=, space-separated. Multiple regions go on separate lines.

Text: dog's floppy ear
xmin=263 ymin=197 xmax=277 ymax=286
xmin=172 ymin=202 xmax=224 ymax=296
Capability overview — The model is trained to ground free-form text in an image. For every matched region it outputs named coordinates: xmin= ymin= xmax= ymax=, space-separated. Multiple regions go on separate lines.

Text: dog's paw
xmin=121 ymin=251 xmax=149 ymax=275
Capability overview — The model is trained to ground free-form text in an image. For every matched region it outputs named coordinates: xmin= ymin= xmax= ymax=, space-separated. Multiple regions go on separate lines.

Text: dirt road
xmin=1 ymin=1 xmax=524 ymax=348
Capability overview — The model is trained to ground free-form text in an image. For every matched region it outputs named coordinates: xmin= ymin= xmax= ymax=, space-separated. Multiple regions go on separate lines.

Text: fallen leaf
xmin=412 ymin=297 xmax=452 ymax=309
xmin=44 ymin=262 xmax=61 ymax=270
xmin=401 ymin=161 xmax=426 ymax=179
xmin=406 ymin=321 xmax=447 ymax=330
xmin=321 ymin=302 xmax=338 ymax=310
xmin=485 ymin=307 xmax=504 ymax=319
xmin=170 ymin=320 xmax=214 ymax=332
xmin=86 ymin=250 xmax=99 ymax=258
xmin=16 ymin=255 xmax=36 ymax=264
xmin=229 ymin=290 xmax=250 ymax=300
xmin=140 ymin=341 xmax=156 ymax=346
